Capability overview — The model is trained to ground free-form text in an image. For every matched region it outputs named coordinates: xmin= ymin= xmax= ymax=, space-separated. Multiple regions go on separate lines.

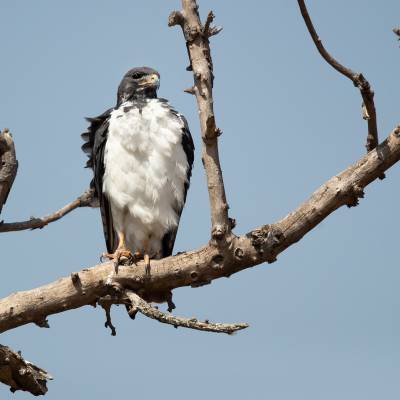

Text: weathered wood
xmin=169 ymin=1 xmax=230 ymax=241
xmin=0 ymin=345 xmax=51 ymax=396
xmin=126 ymin=291 xmax=248 ymax=334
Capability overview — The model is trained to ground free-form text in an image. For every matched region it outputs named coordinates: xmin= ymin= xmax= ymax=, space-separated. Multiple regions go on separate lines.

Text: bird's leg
xmin=102 ymin=232 xmax=133 ymax=266
xmin=143 ymin=239 xmax=151 ymax=276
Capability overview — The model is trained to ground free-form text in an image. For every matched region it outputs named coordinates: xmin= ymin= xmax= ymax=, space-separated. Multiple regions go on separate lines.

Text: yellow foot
xmin=102 ymin=248 xmax=134 ymax=267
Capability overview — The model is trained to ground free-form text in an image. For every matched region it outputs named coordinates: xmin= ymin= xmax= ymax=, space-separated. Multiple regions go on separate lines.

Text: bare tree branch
xmin=297 ymin=0 xmax=381 ymax=156
xmin=169 ymin=1 xmax=230 ymax=242
xmin=1 ymin=125 xmax=398 ymax=335
xmin=0 ymin=129 xmax=18 ymax=215
xmin=0 ymin=188 xmax=96 ymax=233
xmin=125 ymin=291 xmax=248 ymax=334
xmin=0 ymin=345 xmax=52 ymax=396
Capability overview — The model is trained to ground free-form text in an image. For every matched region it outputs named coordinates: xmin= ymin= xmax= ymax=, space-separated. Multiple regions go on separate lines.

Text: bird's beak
xmin=140 ymin=74 xmax=160 ymax=88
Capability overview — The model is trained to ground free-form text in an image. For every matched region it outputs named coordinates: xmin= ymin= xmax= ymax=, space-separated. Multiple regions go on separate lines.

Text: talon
xmin=102 ymin=249 xmax=134 ymax=267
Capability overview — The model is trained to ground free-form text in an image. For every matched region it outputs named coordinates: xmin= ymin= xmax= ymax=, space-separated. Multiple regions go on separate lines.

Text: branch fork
xmin=96 ymin=276 xmax=248 ymax=336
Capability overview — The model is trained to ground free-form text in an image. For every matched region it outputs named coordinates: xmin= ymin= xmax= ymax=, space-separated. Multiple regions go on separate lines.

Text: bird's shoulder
xmin=81 ymin=108 xmax=113 ymax=169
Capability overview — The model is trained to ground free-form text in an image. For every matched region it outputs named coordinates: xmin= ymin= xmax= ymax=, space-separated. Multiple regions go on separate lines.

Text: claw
xmin=102 ymin=248 xmax=134 ymax=267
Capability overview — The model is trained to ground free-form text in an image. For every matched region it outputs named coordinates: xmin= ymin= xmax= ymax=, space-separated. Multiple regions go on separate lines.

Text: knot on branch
xmin=354 ymin=73 xmax=374 ymax=100
xmin=393 ymin=126 xmax=400 ymax=138
xmin=211 ymin=224 xmax=228 ymax=241
xmin=247 ymin=225 xmax=284 ymax=263
xmin=184 ymin=86 xmax=195 ymax=95
xmin=210 ymin=254 xmax=224 ymax=270
xmin=203 ymin=115 xmax=222 ymax=141
xmin=34 ymin=317 xmax=50 ymax=329
xmin=78 ymin=188 xmax=97 ymax=208
xmin=346 ymin=184 xmax=365 ymax=208
xmin=168 ymin=10 xmax=184 ymax=27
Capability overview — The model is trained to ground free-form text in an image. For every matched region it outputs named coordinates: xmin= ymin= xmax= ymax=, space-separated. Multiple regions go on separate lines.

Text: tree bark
xmin=169 ymin=1 xmax=230 ymax=241
xmin=0 ymin=345 xmax=51 ymax=396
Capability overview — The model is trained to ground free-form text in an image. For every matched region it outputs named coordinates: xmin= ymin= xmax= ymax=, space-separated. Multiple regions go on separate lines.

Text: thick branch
xmin=0 ymin=345 xmax=51 ymax=396
xmin=0 ymin=189 xmax=96 ymax=233
xmin=169 ymin=1 xmax=230 ymax=241
xmin=126 ymin=291 xmax=248 ymax=334
xmin=1 ymin=126 xmax=398 ymax=334
xmin=297 ymin=0 xmax=380 ymax=154
xmin=0 ymin=129 xmax=18 ymax=215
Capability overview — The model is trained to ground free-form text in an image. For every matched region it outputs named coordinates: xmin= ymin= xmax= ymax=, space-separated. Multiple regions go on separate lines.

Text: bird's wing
xmin=161 ymin=111 xmax=195 ymax=257
xmin=81 ymin=108 xmax=117 ymax=253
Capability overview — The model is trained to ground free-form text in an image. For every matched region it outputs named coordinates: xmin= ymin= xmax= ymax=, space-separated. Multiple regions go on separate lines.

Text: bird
xmin=81 ymin=66 xmax=194 ymax=271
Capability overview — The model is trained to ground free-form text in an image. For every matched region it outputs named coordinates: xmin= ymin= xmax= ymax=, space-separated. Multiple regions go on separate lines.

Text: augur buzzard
xmin=82 ymin=67 xmax=194 ymax=269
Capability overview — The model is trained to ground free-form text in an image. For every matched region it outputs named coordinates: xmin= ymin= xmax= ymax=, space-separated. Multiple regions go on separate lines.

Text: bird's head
xmin=117 ymin=67 xmax=160 ymax=106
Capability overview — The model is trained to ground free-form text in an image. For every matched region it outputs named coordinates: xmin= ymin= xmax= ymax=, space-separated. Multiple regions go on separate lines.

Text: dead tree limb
xmin=125 ymin=291 xmax=248 ymax=334
xmin=1 ymin=125 xmax=398 ymax=335
xmin=297 ymin=0 xmax=381 ymax=155
xmin=0 ymin=189 xmax=96 ymax=233
xmin=0 ymin=345 xmax=52 ymax=396
xmin=169 ymin=1 xmax=230 ymax=242
xmin=0 ymin=129 xmax=18 ymax=215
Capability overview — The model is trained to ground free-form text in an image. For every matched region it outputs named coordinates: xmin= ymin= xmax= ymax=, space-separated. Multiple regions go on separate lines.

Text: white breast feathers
xmin=102 ymin=99 xmax=189 ymax=258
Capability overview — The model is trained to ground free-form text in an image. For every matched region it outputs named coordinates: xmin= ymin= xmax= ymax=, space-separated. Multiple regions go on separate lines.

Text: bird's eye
xmin=132 ymin=72 xmax=145 ymax=79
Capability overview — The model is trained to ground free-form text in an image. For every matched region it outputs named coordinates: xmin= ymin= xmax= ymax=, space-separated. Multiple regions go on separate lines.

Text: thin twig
xmin=0 ymin=189 xmax=96 ymax=233
xmin=203 ymin=11 xmax=222 ymax=38
xmin=0 ymin=344 xmax=52 ymax=395
xmin=125 ymin=291 xmax=248 ymax=334
xmin=297 ymin=0 xmax=381 ymax=156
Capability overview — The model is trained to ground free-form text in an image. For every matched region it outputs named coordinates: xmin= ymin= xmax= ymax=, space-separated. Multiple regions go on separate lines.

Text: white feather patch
xmin=103 ymin=99 xmax=189 ymax=257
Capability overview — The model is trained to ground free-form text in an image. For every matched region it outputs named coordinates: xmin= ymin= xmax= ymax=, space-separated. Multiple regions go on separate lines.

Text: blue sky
xmin=0 ymin=1 xmax=399 ymax=399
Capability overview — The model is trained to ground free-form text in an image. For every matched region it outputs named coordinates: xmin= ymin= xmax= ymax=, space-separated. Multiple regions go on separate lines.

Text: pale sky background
xmin=0 ymin=1 xmax=399 ymax=399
